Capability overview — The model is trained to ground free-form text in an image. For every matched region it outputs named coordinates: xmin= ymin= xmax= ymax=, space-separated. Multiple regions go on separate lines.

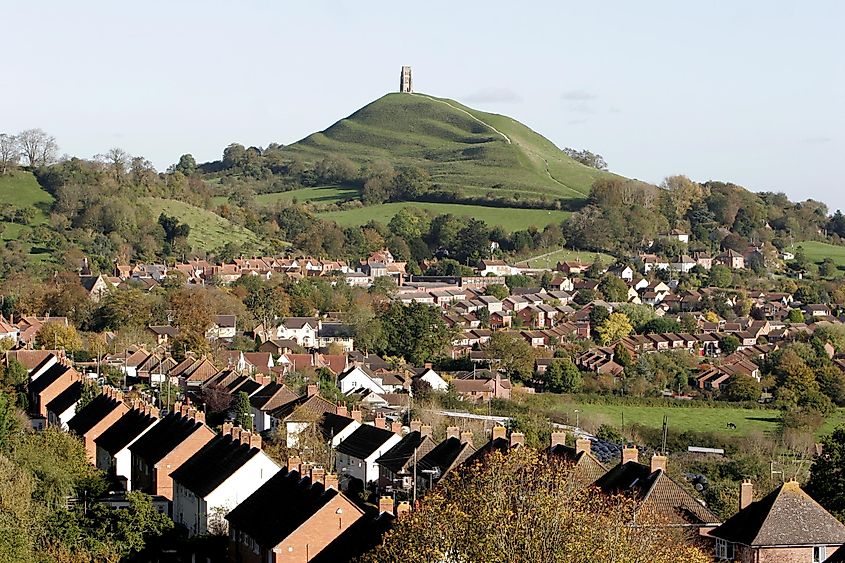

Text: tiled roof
xmin=319 ymin=413 xmax=358 ymax=442
xmin=67 ymin=394 xmax=123 ymax=437
xmin=29 ymin=363 xmax=74 ymax=395
xmin=249 ymin=382 xmax=298 ymax=411
xmin=170 ymin=433 xmax=264 ymax=498
xmin=129 ymin=413 xmax=204 ymax=465
xmin=44 ymin=380 xmax=82 ymax=415
xmin=415 ymin=437 xmax=476 ymax=475
xmin=269 ymin=394 xmax=335 ymax=423
xmin=336 ymin=424 xmax=397 ymax=459
xmin=548 ymin=444 xmax=609 ymax=484
xmin=375 ymin=431 xmax=435 ymax=473
xmin=94 ymin=408 xmax=157 ymax=455
xmin=710 ymin=481 xmax=845 ymax=546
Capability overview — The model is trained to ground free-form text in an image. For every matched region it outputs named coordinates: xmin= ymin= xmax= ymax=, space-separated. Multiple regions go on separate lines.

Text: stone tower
xmin=399 ymin=66 xmax=412 ymax=93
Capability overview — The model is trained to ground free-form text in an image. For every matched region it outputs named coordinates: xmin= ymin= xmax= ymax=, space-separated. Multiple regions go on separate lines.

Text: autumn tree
xmin=484 ymin=331 xmax=536 ymax=382
xmin=170 ymin=288 xmax=214 ymax=355
xmin=806 ymin=425 xmax=845 ymax=522
xmin=35 ymin=323 xmax=83 ymax=352
xmin=596 ymin=312 xmax=634 ymax=345
xmin=17 ymin=128 xmax=58 ymax=167
xmin=543 ymin=358 xmax=583 ymax=393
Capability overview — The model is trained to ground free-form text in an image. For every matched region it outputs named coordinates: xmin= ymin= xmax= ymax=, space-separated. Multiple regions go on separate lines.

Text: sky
xmin=3 ymin=1 xmax=844 ymax=210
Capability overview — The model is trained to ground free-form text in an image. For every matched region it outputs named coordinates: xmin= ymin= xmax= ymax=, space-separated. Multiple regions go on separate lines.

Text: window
xmin=715 ymin=539 xmax=734 ymax=560
xmin=813 ymin=546 xmax=826 ymax=563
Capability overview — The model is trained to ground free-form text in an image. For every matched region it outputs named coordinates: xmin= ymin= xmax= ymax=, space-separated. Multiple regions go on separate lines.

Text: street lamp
xmin=574 ymin=409 xmax=581 ymax=429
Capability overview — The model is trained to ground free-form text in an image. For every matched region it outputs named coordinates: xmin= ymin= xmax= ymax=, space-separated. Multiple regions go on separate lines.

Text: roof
xmin=309 ymin=509 xmax=394 ymax=563
xmin=225 ymin=469 xmax=351 ymax=547
xmin=594 ymin=461 xmax=720 ymax=526
xmin=319 ymin=413 xmax=358 ymax=442
xmin=67 ymin=394 xmax=124 ymax=437
xmin=129 ymin=413 xmax=205 ymax=465
xmin=710 ymin=481 xmax=845 ymax=547
xmin=269 ymin=393 xmax=335 ymax=422
xmin=29 ymin=363 xmax=73 ymax=395
xmin=548 ymin=444 xmax=609 ymax=484
xmin=5 ymin=349 xmax=58 ymax=370
xmin=170 ymin=433 xmax=264 ymax=498
xmin=44 ymin=380 xmax=82 ymax=415
xmin=375 ymin=431 xmax=434 ymax=473
xmin=94 ymin=408 xmax=157 ymax=455
xmin=249 ymin=382 xmax=298 ymax=411
xmin=336 ymin=424 xmax=397 ymax=460
xmin=415 ymin=437 xmax=476 ymax=474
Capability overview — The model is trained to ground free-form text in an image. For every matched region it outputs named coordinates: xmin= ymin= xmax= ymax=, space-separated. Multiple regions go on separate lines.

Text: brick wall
xmin=739 ymin=544 xmax=841 ymax=563
xmin=82 ymin=403 xmax=129 ymax=462
xmin=153 ymin=425 xmax=215 ymax=500
xmin=37 ymin=370 xmax=77 ymax=417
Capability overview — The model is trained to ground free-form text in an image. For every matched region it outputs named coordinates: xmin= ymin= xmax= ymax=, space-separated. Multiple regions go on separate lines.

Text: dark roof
xmin=319 ymin=413 xmax=358 ymax=442
xmin=29 ymin=363 xmax=70 ymax=395
xmin=129 ymin=413 xmax=205 ymax=465
xmin=461 ymin=436 xmax=511 ymax=466
xmin=27 ymin=353 xmax=57 ymax=375
xmin=318 ymin=323 xmax=353 ymax=338
xmin=170 ymin=434 xmax=263 ymax=498
xmin=67 ymin=394 xmax=123 ymax=437
xmin=415 ymin=437 xmax=475 ymax=474
xmin=94 ymin=409 xmax=157 ymax=456
xmin=269 ymin=393 xmax=334 ymax=422
xmin=249 ymin=382 xmax=298 ymax=411
xmin=375 ymin=431 xmax=433 ymax=473
xmin=44 ymin=380 xmax=82 ymax=415
xmin=225 ymin=469 xmax=348 ymax=547
xmin=594 ymin=461 xmax=719 ymax=526
xmin=547 ymin=444 xmax=609 ymax=484
xmin=309 ymin=509 xmax=394 ymax=563
xmin=336 ymin=424 xmax=397 ymax=460
xmin=230 ymin=378 xmax=262 ymax=396
xmin=710 ymin=481 xmax=845 ymax=546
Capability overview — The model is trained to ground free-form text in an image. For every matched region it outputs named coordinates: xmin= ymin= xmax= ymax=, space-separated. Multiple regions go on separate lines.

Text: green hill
xmin=0 ymin=171 xmax=53 ymax=240
xmin=141 ymin=198 xmax=266 ymax=251
xmin=283 ymin=93 xmax=614 ymax=201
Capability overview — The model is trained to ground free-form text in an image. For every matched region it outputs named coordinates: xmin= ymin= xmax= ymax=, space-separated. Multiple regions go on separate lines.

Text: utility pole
xmin=412 ymin=446 xmax=418 ymax=505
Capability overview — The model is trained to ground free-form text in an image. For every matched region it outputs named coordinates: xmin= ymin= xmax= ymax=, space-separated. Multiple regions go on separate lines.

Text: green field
xmin=318 ymin=202 xmax=570 ymax=230
xmin=528 ymin=395 xmax=845 ymax=438
xmin=0 ymin=172 xmax=53 ymax=238
xmin=283 ymin=92 xmax=616 ymax=200
xmin=789 ymin=241 xmax=845 ymax=276
xmin=255 ymin=186 xmax=359 ymax=206
xmin=141 ymin=198 xmax=264 ymax=251
xmin=517 ymin=248 xmax=615 ymax=268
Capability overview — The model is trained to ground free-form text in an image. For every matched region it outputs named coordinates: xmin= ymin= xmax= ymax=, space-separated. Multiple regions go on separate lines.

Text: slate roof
xmin=129 ymin=413 xmax=204 ymax=465
xmin=336 ymin=424 xmax=397 ymax=460
xmin=67 ymin=394 xmax=123 ymax=437
xmin=44 ymin=380 xmax=82 ymax=415
xmin=170 ymin=433 xmax=264 ymax=498
xmin=594 ymin=461 xmax=720 ymax=526
xmin=319 ymin=413 xmax=358 ymax=442
xmin=710 ymin=481 xmax=845 ymax=546
xmin=415 ymin=437 xmax=476 ymax=474
xmin=375 ymin=431 xmax=435 ymax=474
xmin=249 ymin=382 xmax=298 ymax=411
xmin=225 ymin=470 xmax=345 ymax=547
xmin=461 ymin=436 xmax=511 ymax=466
xmin=94 ymin=408 xmax=157 ymax=456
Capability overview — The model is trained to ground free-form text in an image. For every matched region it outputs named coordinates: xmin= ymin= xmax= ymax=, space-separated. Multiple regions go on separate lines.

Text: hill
xmin=0 ymin=171 xmax=53 ymax=239
xmin=282 ymin=93 xmax=614 ymax=201
xmin=141 ymin=198 xmax=265 ymax=252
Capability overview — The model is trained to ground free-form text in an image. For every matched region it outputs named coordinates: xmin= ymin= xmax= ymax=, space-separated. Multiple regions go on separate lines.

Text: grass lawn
xmin=0 ymin=171 xmax=53 ymax=237
xmin=319 ymin=202 xmax=570 ymax=230
xmin=527 ymin=394 xmax=845 ymax=438
xmin=789 ymin=241 xmax=845 ymax=276
xmin=255 ymin=186 xmax=359 ymax=206
xmin=141 ymin=198 xmax=264 ymax=251
xmin=516 ymin=247 xmax=615 ymax=268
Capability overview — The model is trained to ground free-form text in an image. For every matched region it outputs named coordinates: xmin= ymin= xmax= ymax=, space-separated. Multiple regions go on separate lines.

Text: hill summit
xmin=283 ymin=93 xmax=614 ymax=201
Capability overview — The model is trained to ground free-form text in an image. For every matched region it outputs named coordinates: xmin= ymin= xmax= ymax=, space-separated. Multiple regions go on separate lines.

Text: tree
xmin=596 ymin=312 xmax=633 ymax=345
xmin=234 ymin=391 xmax=253 ymax=430
xmin=455 ymin=218 xmax=490 ymax=263
xmin=787 ymin=308 xmax=805 ymax=323
xmin=158 ymin=213 xmax=190 ymax=245
xmin=173 ymin=153 xmax=197 ymax=176
xmin=562 ymin=147 xmax=608 ymax=170
xmin=17 ymin=128 xmax=57 ymax=167
xmin=380 ymin=302 xmax=451 ymax=366
xmin=0 ymin=133 xmax=19 ymax=175
xmin=719 ymin=334 xmax=740 ymax=355
xmin=723 ymin=374 xmax=762 ymax=402
xmin=485 ymin=284 xmax=509 ymax=300
xmin=170 ymin=288 xmax=214 ymax=355
xmin=820 ymin=258 xmax=838 ymax=278
xmin=806 ymin=425 xmax=845 ymax=521
xmin=641 ymin=317 xmax=681 ymax=335
xmin=361 ymin=448 xmax=710 ymax=563
xmin=35 ymin=323 xmax=82 ymax=352
xmin=484 ymin=331 xmax=535 ymax=382
xmin=708 ymin=265 xmax=733 ymax=288
xmin=544 ymin=359 xmax=582 ymax=393
xmin=597 ymin=275 xmax=628 ymax=302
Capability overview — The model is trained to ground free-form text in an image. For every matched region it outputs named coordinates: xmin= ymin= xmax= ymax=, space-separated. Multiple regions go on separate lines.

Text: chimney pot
xmin=396 ymin=501 xmax=411 ymax=518
xmin=575 ymin=437 xmax=592 ymax=455
xmin=351 ymin=409 xmax=362 ymax=423
xmin=311 ymin=466 xmax=325 ymax=485
xmin=460 ymin=431 xmax=473 ymax=445
xmin=510 ymin=432 xmax=525 ymax=447
xmin=410 ymin=420 xmax=422 ymax=433
xmin=446 ymin=426 xmax=460 ymax=440
xmin=740 ymin=480 xmax=753 ymax=510
xmin=223 ymin=421 xmax=234 ymax=435
xmin=336 ymin=404 xmax=348 ymax=418
xmin=324 ymin=473 xmax=338 ymax=490
xmin=391 ymin=421 xmax=403 ymax=435
xmin=231 ymin=427 xmax=242 ymax=442
xmin=650 ymin=453 xmax=667 ymax=473
xmin=622 ymin=445 xmax=639 ymax=465
xmin=149 ymin=405 xmax=160 ymax=419
xmin=379 ymin=496 xmax=394 ymax=515
xmin=551 ymin=431 xmax=567 ymax=448
xmin=374 ymin=415 xmax=386 ymax=429
xmin=420 ymin=423 xmax=432 ymax=437
xmin=240 ymin=430 xmax=251 ymax=445
xmin=287 ymin=455 xmax=302 ymax=474
xmin=249 ymin=433 xmax=262 ymax=450
xmin=491 ymin=425 xmax=507 ymax=441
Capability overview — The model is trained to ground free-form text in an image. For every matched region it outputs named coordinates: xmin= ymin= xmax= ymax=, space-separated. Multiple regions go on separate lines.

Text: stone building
xmin=399 ymin=66 xmax=412 ymax=93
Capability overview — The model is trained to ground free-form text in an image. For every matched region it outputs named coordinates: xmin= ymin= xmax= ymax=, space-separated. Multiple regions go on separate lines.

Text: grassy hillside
xmin=283 ymin=93 xmax=613 ymax=201
xmin=789 ymin=241 xmax=845 ymax=276
xmin=319 ymin=202 xmax=570 ymax=230
xmin=141 ymin=198 xmax=264 ymax=251
xmin=0 ymin=171 xmax=53 ymax=241
xmin=516 ymin=248 xmax=615 ymax=269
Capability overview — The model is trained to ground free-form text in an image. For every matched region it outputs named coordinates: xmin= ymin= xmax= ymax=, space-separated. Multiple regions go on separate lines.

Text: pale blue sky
xmin=3 ymin=1 xmax=843 ymax=210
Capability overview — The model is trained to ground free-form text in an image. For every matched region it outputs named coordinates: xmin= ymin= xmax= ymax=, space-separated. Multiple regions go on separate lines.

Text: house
xmin=547 ymin=433 xmax=608 ymax=486
xmin=29 ymin=361 xmax=79 ymax=419
xmin=79 ymin=274 xmax=111 ymax=302
xmin=94 ymin=403 xmax=159 ymax=491
xmin=557 ymin=261 xmax=588 ymax=275
xmin=225 ymin=466 xmax=365 ymax=563
xmin=451 ymin=372 xmax=512 ymax=402
xmin=0 ymin=315 xmax=20 ymax=344
xmin=147 ymin=325 xmax=178 ymax=345
xmin=709 ymin=480 xmax=845 ymax=563
xmin=659 ymin=229 xmax=690 ymax=244
xmin=258 ymin=339 xmax=298 ymax=357
xmin=67 ymin=387 xmax=130 ymax=462
xmin=319 ymin=411 xmax=361 ymax=448
xmin=335 ymin=421 xmax=402 ymax=488
xmin=206 ymin=315 xmax=237 ymax=341
xmin=172 ymin=425 xmax=280 ymax=536
xmin=717 ymin=249 xmax=745 ymax=269
xmin=477 ymin=259 xmax=515 ymax=277
xmin=410 ymin=366 xmax=448 ymax=391
xmin=249 ymin=382 xmax=299 ymax=433
xmin=258 ymin=317 xmax=320 ymax=347
xmin=45 ymin=380 xmax=83 ymax=430
xmin=671 ymin=255 xmax=697 ymax=273
xmin=267 ymin=390 xmax=337 ymax=447
xmin=412 ymin=433 xmax=477 ymax=492
xmin=337 ymin=365 xmax=386 ymax=395
xmin=129 ymin=406 xmax=215 ymax=501
xmin=317 ymin=322 xmax=355 ymax=352
xmin=376 ymin=428 xmax=436 ymax=490
xmin=608 ymin=265 xmax=635 ymax=282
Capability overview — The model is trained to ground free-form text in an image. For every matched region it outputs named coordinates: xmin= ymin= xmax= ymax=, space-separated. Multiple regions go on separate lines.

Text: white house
xmin=321 ymin=413 xmax=361 ymax=447
xmin=258 ymin=317 xmax=320 ymax=347
xmin=477 ymin=259 xmax=516 ymax=277
xmin=171 ymin=427 xmax=280 ymax=536
xmin=317 ymin=323 xmax=355 ymax=352
xmin=45 ymin=380 xmax=83 ymax=430
xmin=335 ymin=423 xmax=402 ymax=487
xmin=413 ymin=367 xmax=448 ymax=391
xmin=671 ymin=255 xmax=697 ymax=273
xmin=94 ymin=406 xmax=159 ymax=490
xmin=337 ymin=365 xmax=386 ymax=395
xmin=205 ymin=315 xmax=237 ymax=341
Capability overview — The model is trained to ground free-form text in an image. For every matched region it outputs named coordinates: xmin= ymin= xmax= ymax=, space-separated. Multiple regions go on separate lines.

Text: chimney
xmin=255 ymin=374 xmax=270 ymax=386
xmin=510 ymin=432 xmax=525 ymax=447
xmin=391 ymin=421 xmax=403 ymax=435
xmin=336 ymin=404 xmax=348 ymax=417
xmin=351 ymin=408 xmax=362 ymax=423
xmin=622 ymin=446 xmax=639 ymax=465
xmin=249 ymin=433 xmax=262 ymax=449
xmin=424 ymin=362 xmax=432 ymax=369
xmin=460 ymin=431 xmax=473 ymax=445
xmin=575 ymin=437 xmax=592 ymax=455
xmin=231 ymin=427 xmax=242 ymax=442
xmin=650 ymin=453 xmax=667 ymax=473
xmin=446 ymin=426 xmax=460 ymax=440
xmin=324 ymin=473 xmax=339 ymax=491
xmin=410 ymin=420 xmax=422 ymax=433
xmin=287 ymin=455 xmax=302 ymax=474
xmin=306 ymin=384 xmax=318 ymax=397
xmin=491 ymin=425 xmax=507 ymax=441
xmin=379 ymin=496 xmax=394 ymax=515
xmin=187 ymin=407 xmax=198 ymax=420
xmin=740 ymin=480 xmax=753 ymax=510
xmin=396 ymin=501 xmax=411 ymax=518
xmin=148 ymin=405 xmax=160 ymax=419
xmin=420 ymin=423 xmax=432 ymax=438
xmin=239 ymin=430 xmax=251 ymax=445
xmin=551 ymin=431 xmax=566 ymax=448
xmin=223 ymin=421 xmax=234 ymax=435
xmin=374 ymin=415 xmax=386 ymax=429
xmin=311 ymin=466 xmax=325 ymax=485
xmin=173 ymin=400 xmax=183 ymax=414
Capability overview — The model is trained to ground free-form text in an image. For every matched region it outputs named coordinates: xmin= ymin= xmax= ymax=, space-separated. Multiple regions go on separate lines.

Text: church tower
xmin=399 ymin=66 xmax=412 ymax=93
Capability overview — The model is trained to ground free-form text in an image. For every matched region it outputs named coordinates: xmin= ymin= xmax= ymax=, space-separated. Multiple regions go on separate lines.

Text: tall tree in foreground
xmin=360 ymin=448 xmax=709 ymax=563
xmin=806 ymin=425 xmax=845 ymax=522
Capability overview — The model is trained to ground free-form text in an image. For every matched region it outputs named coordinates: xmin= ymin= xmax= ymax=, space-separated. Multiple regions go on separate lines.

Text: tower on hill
xmin=399 ymin=66 xmax=412 ymax=93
